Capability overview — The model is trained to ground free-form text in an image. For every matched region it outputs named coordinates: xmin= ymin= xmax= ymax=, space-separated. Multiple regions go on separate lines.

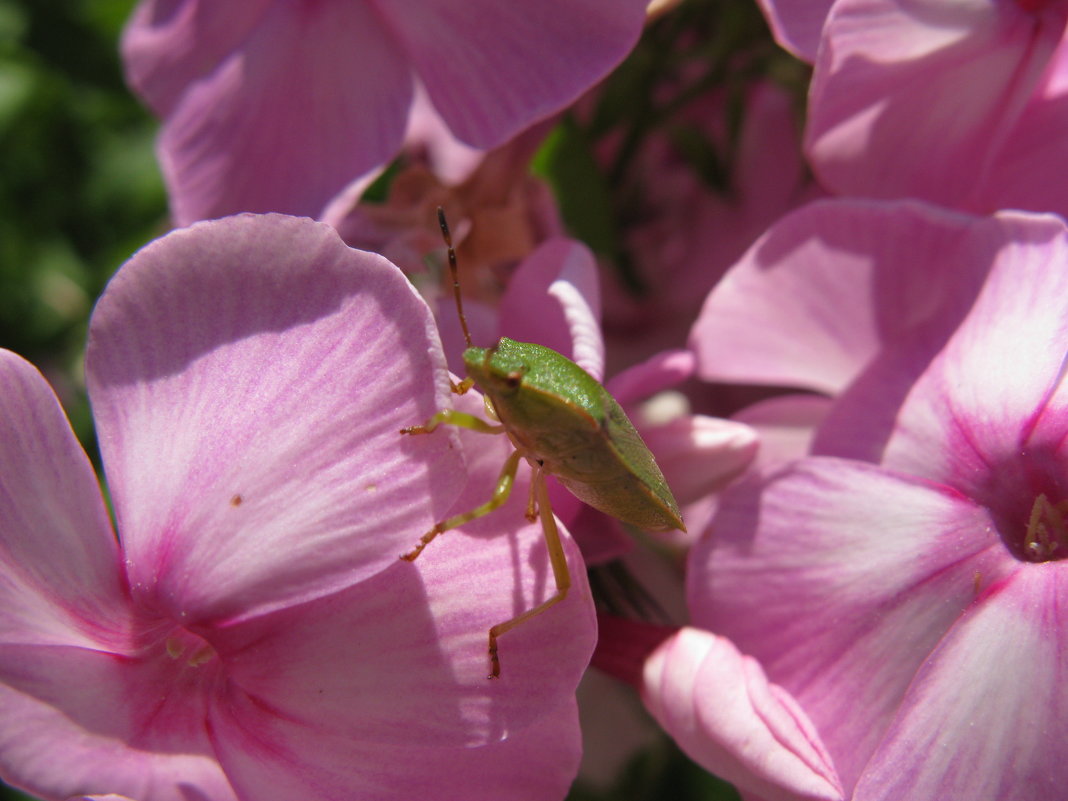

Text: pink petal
xmin=690 ymin=199 xmax=993 ymax=396
xmin=974 ymin=42 xmax=1068 ymax=218
xmin=210 ymin=694 xmax=582 ymax=801
xmin=754 ymin=0 xmax=834 ymax=61
xmin=121 ymin=0 xmax=271 ymax=116
xmin=382 ymin=0 xmax=648 ymax=148
xmin=732 ymin=394 xmax=831 ymax=468
xmin=0 ymin=351 xmax=129 ymax=649
xmin=689 ymin=458 xmax=1017 ymax=789
xmin=0 ymin=645 xmax=234 ymax=801
xmin=86 ymin=215 xmax=465 ymax=624
xmin=643 ymin=628 xmax=843 ymax=801
xmin=805 ymin=0 xmax=1068 ymax=208
xmin=153 ymin=1 xmax=412 ymax=223
xmin=498 ymin=238 xmax=604 ymax=381
xmin=854 ymin=566 xmax=1068 ymax=801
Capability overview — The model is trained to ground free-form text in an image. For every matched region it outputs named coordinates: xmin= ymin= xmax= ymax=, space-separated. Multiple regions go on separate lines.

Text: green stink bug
xmin=401 ymin=208 xmax=685 ymax=678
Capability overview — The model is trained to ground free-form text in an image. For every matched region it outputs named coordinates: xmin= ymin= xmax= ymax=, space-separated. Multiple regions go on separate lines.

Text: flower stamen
xmin=1023 ymin=493 xmax=1068 ymax=561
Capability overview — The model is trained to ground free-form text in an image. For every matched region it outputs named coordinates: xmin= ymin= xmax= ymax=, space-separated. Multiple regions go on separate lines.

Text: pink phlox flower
xmin=121 ymin=0 xmax=650 ymax=225
xmin=673 ymin=202 xmax=1068 ymax=799
xmin=0 ymin=214 xmax=596 ymax=800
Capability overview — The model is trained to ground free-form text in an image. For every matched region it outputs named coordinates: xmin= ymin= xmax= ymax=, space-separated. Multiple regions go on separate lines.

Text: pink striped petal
xmin=0 ymin=645 xmax=233 ymax=801
xmin=211 ymin=695 xmax=582 ymax=801
xmin=86 ymin=214 xmax=464 ymax=624
xmin=854 ymin=566 xmax=1068 ymax=801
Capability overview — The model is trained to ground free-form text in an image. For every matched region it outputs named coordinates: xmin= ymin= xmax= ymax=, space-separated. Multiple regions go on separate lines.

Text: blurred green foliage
xmin=0 ymin=0 xmax=166 ymax=449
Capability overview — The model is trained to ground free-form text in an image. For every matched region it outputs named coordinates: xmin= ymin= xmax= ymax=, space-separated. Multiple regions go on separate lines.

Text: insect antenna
xmin=437 ymin=207 xmax=472 ymax=349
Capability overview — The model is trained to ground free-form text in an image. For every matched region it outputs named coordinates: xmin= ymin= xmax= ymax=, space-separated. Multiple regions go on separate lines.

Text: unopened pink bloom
xmin=0 ymin=215 xmax=595 ymax=800
xmin=670 ymin=202 xmax=1068 ymax=799
xmin=122 ymin=0 xmax=649 ymax=225
xmin=801 ymin=0 xmax=1068 ymax=215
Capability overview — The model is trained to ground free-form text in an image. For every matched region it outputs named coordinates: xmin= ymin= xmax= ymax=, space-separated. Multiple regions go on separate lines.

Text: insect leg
xmin=487 ymin=466 xmax=571 ymax=679
xmin=400 ymin=449 xmax=522 ymax=561
xmin=524 ymin=475 xmax=538 ymax=523
xmin=400 ymin=409 xmax=504 ymax=436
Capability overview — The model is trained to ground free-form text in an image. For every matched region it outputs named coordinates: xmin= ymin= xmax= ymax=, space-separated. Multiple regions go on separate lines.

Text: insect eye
xmin=505 ymin=370 xmax=523 ymax=388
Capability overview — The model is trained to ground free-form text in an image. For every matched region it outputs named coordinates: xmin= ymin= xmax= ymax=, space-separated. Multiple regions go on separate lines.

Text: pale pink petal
xmin=754 ymin=0 xmax=834 ymax=61
xmin=690 ymin=199 xmax=993 ymax=395
xmin=643 ymin=628 xmax=844 ymax=801
xmin=854 ymin=566 xmax=1068 ymax=801
xmin=690 ymin=459 xmax=1017 ymax=789
xmin=382 ymin=0 xmax=648 ymax=148
xmin=806 ymin=0 xmax=1068 ymax=207
xmin=498 ymin=238 xmax=604 ymax=380
xmin=210 ymin=694 xmax=582 ymax=801
xmin=0 ymin=645 xmax=233 ymax=801
xmin=155 ymin=2 xmax=411 ymax=224
xmin=86 ymin=215 xmax=464 ymax=624
xmin=213 ymin=385 xmax=595 ymax=747
xmin=0 ymin=351 xmax=129 ymax=649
